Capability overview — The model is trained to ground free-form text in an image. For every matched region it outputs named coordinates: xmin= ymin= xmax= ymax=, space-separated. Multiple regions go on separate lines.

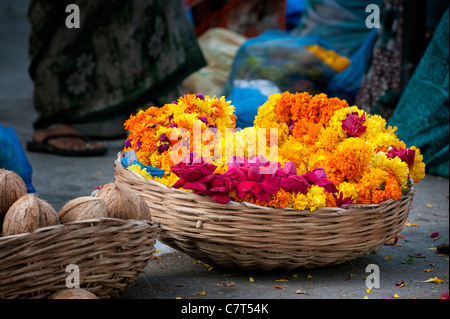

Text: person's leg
xmin=27 ymin=0 xmax=206 ymax=156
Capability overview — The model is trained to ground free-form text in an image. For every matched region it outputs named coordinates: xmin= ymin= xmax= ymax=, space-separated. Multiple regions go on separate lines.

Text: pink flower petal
xmin=211 ymin=193 xmax=231 ymax=204
xmin=183 ymin=181 xmax=208 ymax=191
xmin=282 ymin=161 xmax=297 ymax=176
xmin=248 ymin=166 xmax=262 ymax=182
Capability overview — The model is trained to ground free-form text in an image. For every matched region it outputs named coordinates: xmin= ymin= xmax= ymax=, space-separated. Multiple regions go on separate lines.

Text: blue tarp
xmin=0 ymin=124 xmax=35 ymax=193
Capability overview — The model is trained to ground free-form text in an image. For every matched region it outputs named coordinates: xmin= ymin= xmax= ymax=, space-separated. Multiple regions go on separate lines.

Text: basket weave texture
xmin=0 ymin=217 xmax=160 ymax=299
xmin=115 ymin=152 xmax=415 ymax=270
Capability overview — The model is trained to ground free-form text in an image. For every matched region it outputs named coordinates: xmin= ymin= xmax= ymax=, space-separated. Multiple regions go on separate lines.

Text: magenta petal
xmin=239 ymin=181 xmax=255 ymax=192
xmin=342 ymin=112 xmax=367 ymax=137
xmin=172 ymin=179 xmax=186 ymax=189
xmin=183 ymin=182 xmax=207 ymax=191
xmin=211 ymin=193 xmax=231 ymax=204
xmin=197 ymin=174 xmax=215 ymax=183
xmin=250 ymin=183 xmax=262 ymax=194
xmin=237 ymin=168 xmax=249 ymax=181
xmin=235 ymin=184 xmax=249 ymax=198
xmin=255 ymin=191 xmax=270 ymax=203
xmin=384 ymin=236 xmax=399 ymax=246
xmin=261 ymin=182 xmax=279 ymax=195
xmin=316 ymin=179 xmax=338 ymax=194
xmin=282 ymin=161 xmax=297 ymax=176
xmin=248 ymin=166 xmax=262 ymax=182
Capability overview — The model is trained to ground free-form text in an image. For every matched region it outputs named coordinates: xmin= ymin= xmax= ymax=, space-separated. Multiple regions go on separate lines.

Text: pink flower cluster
xmin=171 ymin=153 xmax=354 ymax=208
xmin=387 ymin=146 xmax=415 ymax=170
xmin=342 ymin=112 xmax=367 ymax=137
xmin=171 ymin=153 xmax=238 ymax=204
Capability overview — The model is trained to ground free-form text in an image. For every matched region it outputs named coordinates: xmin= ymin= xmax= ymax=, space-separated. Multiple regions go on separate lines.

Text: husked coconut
xmin=49 ymin=288 xmax=99 ymax=299
xmin=0 ymin=169 xmax=27 ymax=231
xmin=95 ymin=183 xmax=140 ymax=220
xmin=137 ymin=195 xmax=152 ymax=222
xmin=2 ymin=193 xmax=60 ymax=236
xmin=58 ymin=196 xmax=107 ymax=223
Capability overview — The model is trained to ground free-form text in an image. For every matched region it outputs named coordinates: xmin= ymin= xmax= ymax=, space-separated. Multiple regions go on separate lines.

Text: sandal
xmin=27 ymin=133 xmax=108 ymax=157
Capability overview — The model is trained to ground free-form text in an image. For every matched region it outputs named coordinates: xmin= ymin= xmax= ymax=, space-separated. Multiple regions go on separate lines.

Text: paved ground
xmin=1 ymin=0 xmax=448 ymax=302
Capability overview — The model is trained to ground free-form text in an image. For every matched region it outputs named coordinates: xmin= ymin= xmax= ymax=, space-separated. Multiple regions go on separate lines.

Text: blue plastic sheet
xmin=228 ymin=87 xmax=270 ymax=129
xmin=326 ymin=28 xmax=378 ymax=104
xmin=223 ymin=31 xmax=342 ymax=98
xmin=0 ymin=124 xmax=35 ymax=193
xmin=121 ymin=149 xmax=165 ymax=178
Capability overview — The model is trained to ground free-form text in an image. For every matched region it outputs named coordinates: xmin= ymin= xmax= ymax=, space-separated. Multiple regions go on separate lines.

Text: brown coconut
xmin=2 ymin=193 xmax=60 ymax=236
xmin=58 ymin=196 xmax=107 ymax=223
xmin=137 ymin=195 xmax=152 ymax=222
xmin=0 ymin=169 xmax=28 ymax=231
xmin=49 ymin=288 xmax=99 ymax=299
xmin=95 ymin=183 xmax=140 ymax=220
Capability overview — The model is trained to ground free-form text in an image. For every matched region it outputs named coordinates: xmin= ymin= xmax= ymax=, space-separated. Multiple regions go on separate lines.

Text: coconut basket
xmin=114 ymin=152 xmax=415 ymax=270
xmin=0 ymin=217 xmax=161 ymax=299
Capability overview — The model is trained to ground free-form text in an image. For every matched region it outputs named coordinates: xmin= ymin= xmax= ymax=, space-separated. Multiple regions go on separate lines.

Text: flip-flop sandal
xmin=26 ymin=133 xmax=108 ymax=157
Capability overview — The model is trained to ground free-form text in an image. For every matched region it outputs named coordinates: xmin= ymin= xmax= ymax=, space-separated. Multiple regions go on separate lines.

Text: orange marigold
xmin=268 ymin=189 xmax=291 ymax=208
xmin=325 ymin=150 xmax=363 ymax=185
xmin=290 ymin=92 xmax=313 ymax=122
xmin=356 ymin=168 xmax=389 ymax=204
xmin=325 ymin=192 xmax=337 ymax=207
xmin=274 ymin=92 xmax=294 ymax=123
xmin=292 ymin=119 xmax=322 ymax=146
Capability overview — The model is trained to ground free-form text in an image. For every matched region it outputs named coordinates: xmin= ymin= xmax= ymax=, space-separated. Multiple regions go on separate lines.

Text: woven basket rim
xmin=0 ymin=217 xmax=158 ymax=243
xmin=115 ymin=151 xmax=416 ymax=214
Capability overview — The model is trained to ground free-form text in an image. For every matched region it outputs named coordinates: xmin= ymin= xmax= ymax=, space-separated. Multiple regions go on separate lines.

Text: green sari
xmin=28 ymin=0 xmax=206 ymax=130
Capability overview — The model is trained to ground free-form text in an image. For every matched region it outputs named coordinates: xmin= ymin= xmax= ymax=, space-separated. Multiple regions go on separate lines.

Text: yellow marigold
xmin=409 ymin=146 xmax=426 ymax=183
xmin=314 ymin=126 xmax=342 ymax=153
xmin=136 ymin=149 xmax=153 ymax=167
xmin=371 ymin=152 xmax=409 ymax=186
xmin=291 ymin=185 xmax=327 ymax=212
xmin=128 ymin=164 xmax=152 ymax=179
xmin=338 ymin=182 xmax=358 ymax=201
xmin=278 ymin=136 xmax=308 ymax=174
xmin=160 ymin=150 xmax=175 ymax=172
xmin=305 ymin=44 xmax=351 ymax=72
xmin=307 ymin=151 xmax=329 ymax=172
xmin=366 ymin=131 xmax=406 ymax=153
xmin=254 ymin=93 xmax=280 ymax=126
xmin=147 ymin=151 xmax=162 ymax=169
xmin=364 ymin=114 xmax=386 ymax=138
xmin=152 ymin=172 xmax=180 ymax=188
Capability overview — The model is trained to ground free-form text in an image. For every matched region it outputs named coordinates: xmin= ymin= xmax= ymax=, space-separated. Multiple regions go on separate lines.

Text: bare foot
xmin=32 ymin=124 xmax=106 ymax=152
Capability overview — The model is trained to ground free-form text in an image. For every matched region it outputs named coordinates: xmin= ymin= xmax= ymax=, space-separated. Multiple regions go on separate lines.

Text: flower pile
xmin=123 ymin=94 xmax=237 ymax=186
xmin=123 ymin=91 xmax=426 ymax=211
xmin=253 ymin=92 xmax=425 ymax=207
